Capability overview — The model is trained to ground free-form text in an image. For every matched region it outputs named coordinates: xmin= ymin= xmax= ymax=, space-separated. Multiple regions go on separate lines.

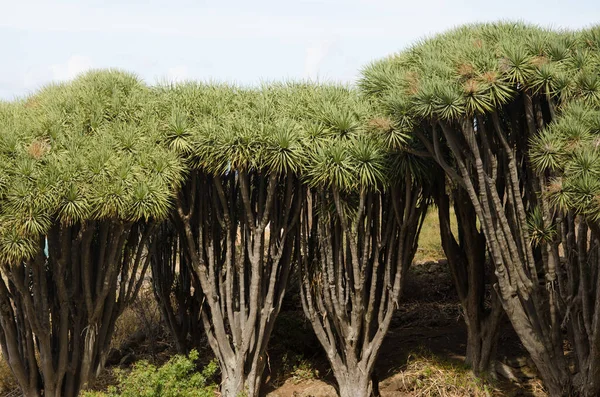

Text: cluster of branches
xmin=299 ymin=178 xmax=428 ymax=397
xmin=173 ymin=170 xmax=301 ymax=397
xmin=362 ymin=22 xmax=600 ymax=396
xmin=0 ymin=221 xmax=154 ymax=397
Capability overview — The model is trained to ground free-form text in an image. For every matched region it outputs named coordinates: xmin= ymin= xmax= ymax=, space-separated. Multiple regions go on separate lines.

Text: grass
xmin=396 ymin=350 xmax=497 ymax=397
xmin=414 ymin=207 xmax=457 ymax=263
xmin=0 ymin=353 xmax=17 ymax=394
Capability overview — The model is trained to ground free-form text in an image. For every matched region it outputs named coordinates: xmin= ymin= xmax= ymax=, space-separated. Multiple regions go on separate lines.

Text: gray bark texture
xmin=299 ymin=176 xmax=429 ymax=397
xmin=175 ymin=171 xmax=303 ymax=397
xmin=0 ymin=220 xmax=154 ymax=397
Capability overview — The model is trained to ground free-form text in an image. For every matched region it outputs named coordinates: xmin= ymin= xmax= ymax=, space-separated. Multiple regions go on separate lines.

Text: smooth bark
xmin=434 ymin=175 xmax=503 ymax=376
xmin=174 ymin=170 xmax=302 ymax=397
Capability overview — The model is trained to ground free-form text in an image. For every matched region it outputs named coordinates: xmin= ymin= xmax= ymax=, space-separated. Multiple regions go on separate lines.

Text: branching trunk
xmin=419 ymin=94 xmax=600 ymax=395
xmin=434 ymin=174 xmax=503 ymax=376
xmin=150 ymin=221 xmax=203 ymax=354
xmin=174 ymin=170 xmax=302 ymax=397
xmin=299 ymin=177 xmax=428 ymax=397
xmin=0 ymin=220 xmax=154 ymax=397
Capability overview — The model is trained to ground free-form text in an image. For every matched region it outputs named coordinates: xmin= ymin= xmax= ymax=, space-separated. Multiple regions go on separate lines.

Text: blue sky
xmin=1 ymin=0 xmax=599 ymax=99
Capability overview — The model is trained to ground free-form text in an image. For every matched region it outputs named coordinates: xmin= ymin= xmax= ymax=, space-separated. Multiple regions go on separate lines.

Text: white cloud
xmin=166 ymin=66 xmax=189 ymax=83
xmin=51 ymin=55 xmax=93 ymax=81
xmin=304 ymin=39 xmax=336 ymax=80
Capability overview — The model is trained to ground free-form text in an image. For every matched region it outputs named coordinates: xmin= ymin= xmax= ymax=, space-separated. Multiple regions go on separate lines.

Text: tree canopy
xmin=361 ymin=22 xmax=600 ymax=118
xmin=0 ymin=70 xmax=184 ymax=263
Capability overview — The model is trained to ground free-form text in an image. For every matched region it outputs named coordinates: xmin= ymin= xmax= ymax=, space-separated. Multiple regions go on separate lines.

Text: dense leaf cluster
xmin=82 ymin=351 xmax=218 ymax=397
xmin=362 ymin=21 xmax=600 ymax=225
xmin=0 ymin=71 xmax=184 ymax=262
xmin=0 ymin=76 xmax=424 ymax=265
xmin=153 ymin=82 xmax=409 ymax=190
xmin=362 ymin=22 xmax=600 ymax=118
xmin=532 ymin=102 xmax=600 ymax=220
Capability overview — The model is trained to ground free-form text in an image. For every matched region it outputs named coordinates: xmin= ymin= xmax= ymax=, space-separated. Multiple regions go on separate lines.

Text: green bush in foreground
xmin=83 ymin=350 xmax=218 ymax=397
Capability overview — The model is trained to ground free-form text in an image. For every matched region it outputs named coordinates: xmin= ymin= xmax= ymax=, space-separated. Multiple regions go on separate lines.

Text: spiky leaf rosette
xmin=154 ymin=82 xmax=393 ymax=182
xmin=360 ymin=22 xmax=600 ymax=128
xmin=0 ymin=70 xmax=184 ymax=263
xmin=531 ymin=101 xmax=600 ymax=220
xmin=155 ymin=83 xmax=320 ymax=176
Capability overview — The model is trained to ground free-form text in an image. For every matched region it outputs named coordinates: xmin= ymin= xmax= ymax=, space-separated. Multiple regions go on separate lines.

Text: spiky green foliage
xmin=0 ymin=71 xmax=184 ymax=263
xmin=155 ymin=83 xmax=307 ymax=175
xmin=153 ymin=82 xmax=409 ymax=192
xmin=532 ymin=102 xmax=600 ymax=221
xmin=361 ymin=22 xmax=600 ymax=123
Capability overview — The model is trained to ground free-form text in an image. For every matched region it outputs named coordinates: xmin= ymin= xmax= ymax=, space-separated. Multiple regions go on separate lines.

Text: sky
xmin=1 ymin=0 xmax=599 ymax=99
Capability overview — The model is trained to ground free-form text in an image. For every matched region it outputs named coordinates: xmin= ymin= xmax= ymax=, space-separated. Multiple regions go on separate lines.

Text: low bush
xmin=82 ymin=350 xmax=217 ymax=397
xmin=279 ymin=353 xmax=320 ymax=385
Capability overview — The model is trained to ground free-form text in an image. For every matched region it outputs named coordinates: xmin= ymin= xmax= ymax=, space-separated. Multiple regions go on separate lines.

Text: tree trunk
xmin=22 ymin=389 xmax=42 ymax=397
xmin=220 ymin=371 xmax=246 ymax=397
xmin=434 ymin=174 xmax=503 ymax=377
xmin=334 ymin=368 xmax=371 ymax=397
xmin=464 ymin=315 xmax=500 ymax=376
xmin=581 ymin=375 xmax=600 ymax=397
xmin=150 ymin=221 xmax=202 ymax=354
xmin=499 ymin=294 xmax=571 ymax=397
xmin=219 ymin=363 xmax=264 ymax=397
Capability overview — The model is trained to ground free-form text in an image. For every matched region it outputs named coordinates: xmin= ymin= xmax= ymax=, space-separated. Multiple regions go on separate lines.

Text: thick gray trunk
xmin=22 ymin=388 xmax=42 ymax=397
xmin=220 ymin=367 xmax=262 ymax=397
xmin=335 ymin=369 xmax=371 ymax=397
xmin=465 ymin=324 xmax=498 ymax=376
xmin=221 ymin=373 xmax=245 ymax=397
xmin=501 ymin=298 xmax=571 ymax=397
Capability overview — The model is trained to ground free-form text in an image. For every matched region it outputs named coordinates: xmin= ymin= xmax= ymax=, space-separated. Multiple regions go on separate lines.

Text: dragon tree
xmin=0 ymin=71 xmax=183 ymax=397
xmin=361 ymin=22 xmax=600 ymax=396
xmin=298 ymin=88 xmax=430 ymax=397
xmin=155 ymin=82 xmax=307 ymax=397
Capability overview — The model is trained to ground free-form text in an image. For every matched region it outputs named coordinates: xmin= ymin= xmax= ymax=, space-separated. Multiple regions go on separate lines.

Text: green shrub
xmin=279 ymin=353 xmax=320 ymax=384
xmin=83 ymin=350 xmax=217 ymax=397
xmin=290 ymin=358 xmax=319 ymax=384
